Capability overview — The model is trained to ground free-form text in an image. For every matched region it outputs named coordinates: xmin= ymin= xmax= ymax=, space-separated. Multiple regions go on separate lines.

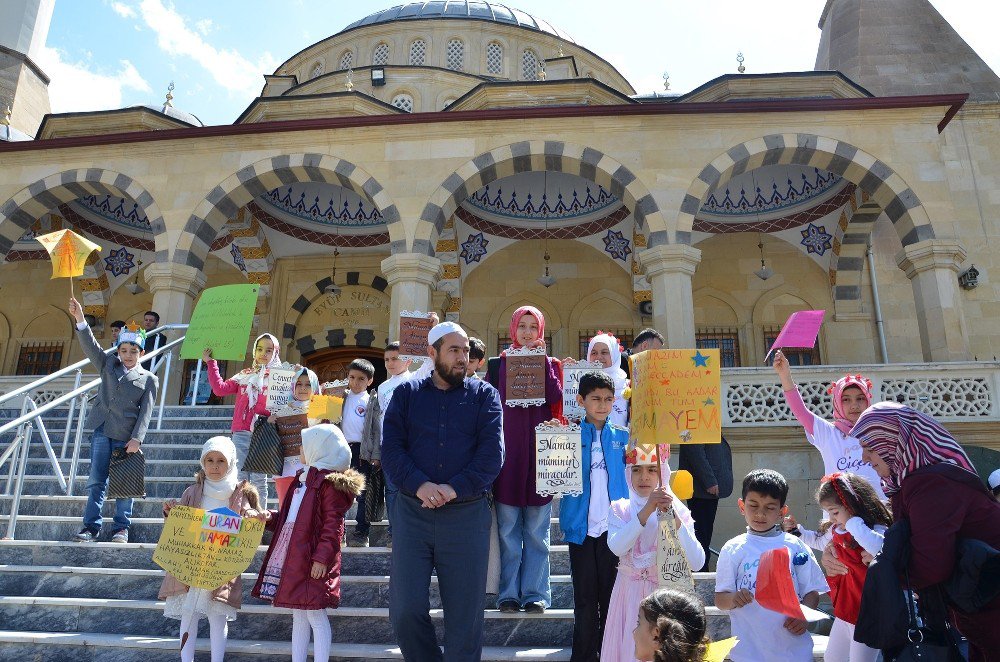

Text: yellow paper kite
xmin=705 ymin=637 xmax=738 ymax=662
xmin=34 ymin=229 xmax=101 ymax=296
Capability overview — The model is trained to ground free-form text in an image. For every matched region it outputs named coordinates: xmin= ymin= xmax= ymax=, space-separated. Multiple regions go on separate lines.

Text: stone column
xmin=637 ymin=245 xmax=702 ymax=348
xmin=144 ymin=263 xmax=208 ymax=404
xmin=896 ymin=239 xmax=970 ymax=361
xmin=381 ymin=253 xmax=442 ymax=340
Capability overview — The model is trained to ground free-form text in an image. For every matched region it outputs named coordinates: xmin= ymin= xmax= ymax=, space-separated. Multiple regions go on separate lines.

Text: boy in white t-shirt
xmin=341 ymin=358 xmax=374 ymax=546
xmin=715 ymin=469 xmax=828 ymax=662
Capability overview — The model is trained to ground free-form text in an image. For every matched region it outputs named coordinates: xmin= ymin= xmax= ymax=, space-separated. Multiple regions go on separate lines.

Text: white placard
xmin=561 ymin=361 xmax=606 ymax=422
xmin=534 ymin=422 xmax=583 ymax=497
xmin=657 ymin=510 xmax=695 ymax=592
xmin=265 ymin=365 xmax=297 ymax=412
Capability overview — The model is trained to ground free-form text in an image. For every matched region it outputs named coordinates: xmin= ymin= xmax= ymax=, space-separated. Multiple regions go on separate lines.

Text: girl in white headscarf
xmin=587 ymin=332 xmax=630 ymax=427
xmin=204 ymin=333 xmax=283 ymax=503
xmin=601 ymin=444 xmax=703 ymax=662
xmin=268 ymin=366 xmax=322 ymax=477
xmin=160 ymin=436 xmax=264 ymax=662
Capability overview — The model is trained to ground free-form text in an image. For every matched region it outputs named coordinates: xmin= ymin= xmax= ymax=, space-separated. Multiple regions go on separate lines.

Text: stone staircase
xmin=0 ymin=406 xmax=828 ymax=660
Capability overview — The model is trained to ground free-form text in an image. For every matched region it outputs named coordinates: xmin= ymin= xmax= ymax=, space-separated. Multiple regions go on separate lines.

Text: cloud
xmin=136 ymin=0 xmax=276 ymax=96
xmin=110 ymin=2 xmax=136 ymax=19
xmin=194 ymin=18 xmax=214 ymax=36
xmin=34 ymin=46 xmax=152 ymax=113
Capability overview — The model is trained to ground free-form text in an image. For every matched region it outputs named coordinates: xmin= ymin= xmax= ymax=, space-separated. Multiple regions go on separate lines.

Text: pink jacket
xmin=207 ymin=359 xmax=271 ymax=433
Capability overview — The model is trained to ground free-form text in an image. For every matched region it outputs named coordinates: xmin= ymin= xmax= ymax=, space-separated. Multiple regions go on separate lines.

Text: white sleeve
xmin=714 ymin=546 xmax=737 ymax=594
xmin=408 ymin=357 xmax=434 ymax=382
xmin=845 ymin=518 xmax=886 ymax=556
xmin=806 ymin=414 xmax=836 ymax=451
xmin=607 ymin=508 xmax=645 ymax=558
xmin=76 ymin=321 xmax=89 ymax=331
xmin=797 ymin=525 xmax=832 ymax=551
xmin=678 ymin=520 xmax=706 ymax=571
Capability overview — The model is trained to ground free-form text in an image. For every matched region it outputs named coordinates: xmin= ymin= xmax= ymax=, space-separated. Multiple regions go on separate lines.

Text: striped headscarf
xmin=850 ymin=402 xmax=977 ymax=497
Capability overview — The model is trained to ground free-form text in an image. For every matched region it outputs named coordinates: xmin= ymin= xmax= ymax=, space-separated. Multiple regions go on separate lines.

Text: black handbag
xmin=364 ymin=462 xmax=386 ymax=523
xmin=107 ymin=447 xmax=146 ymax=499
xmin=243 ymin=416 xmax=283 ymax=475
xmin=891 ymin=571 xmax=965 ymax=662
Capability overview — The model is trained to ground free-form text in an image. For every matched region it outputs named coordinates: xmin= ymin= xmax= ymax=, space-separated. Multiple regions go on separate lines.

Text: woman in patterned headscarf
xmin=852 ymin=402 xmax=1000 ymax=662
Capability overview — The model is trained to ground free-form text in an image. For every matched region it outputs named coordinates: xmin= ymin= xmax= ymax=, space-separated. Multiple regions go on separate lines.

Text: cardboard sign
xmin=562 ymin=361 xmax=606 ymax=422
xmin=765 ymin=310 xmax=825 ymax=364
xmin=629 ymin=349 xmax=722 ymax=447
xmin=275 ymin=413 xmax=308 ymax=458
xmin=505 ymin=346 xmax=547 ymax=407
xmin=152 ymin=505 xmax=265 ymax=590
xmin=180 ymin=284 xmax=260 ymax=361
xmin=534 ymin=423 xmax=583 ymax=497
xmin=265 ymin=366 xmax=298 ymax=412
xmin=398 ymin=311 xmax=435 ymax=360
xmin=657 ymin=511 xmax=695 ymax=592
xmin=307 ymin=394 xmax=344 ymax=421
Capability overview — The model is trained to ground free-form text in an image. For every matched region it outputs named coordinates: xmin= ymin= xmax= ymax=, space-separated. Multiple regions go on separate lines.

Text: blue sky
xmin=35 ymin=0 xmax=1000 ymax=126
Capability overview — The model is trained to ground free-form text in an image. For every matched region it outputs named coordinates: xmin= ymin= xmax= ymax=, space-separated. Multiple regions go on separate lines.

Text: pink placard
xmin=765 ymin=310 xmax=825 ymax=363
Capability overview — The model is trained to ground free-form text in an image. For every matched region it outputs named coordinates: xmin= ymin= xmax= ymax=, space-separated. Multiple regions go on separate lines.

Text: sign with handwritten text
xmin=398 ymin=311 xmax=435 ymax=360
xmin=265 ymin=366 xmax=298 ymax=412
xmin=180 ymin=284 xmax=259 ymax=361
xmin=505 ymin=346 xmax=547 ymax=407
xmin=535 ymin=423 xmax=583 ymax=497
xmin=657 ymin=512 xmax=695 ymax=592
xmin=629 ymin=349 xmax=722 ymax=447
xmin=562 ymin=361 xmax=606 ymax=422
xmin=152 ymin=505 xmax=265 ymax=590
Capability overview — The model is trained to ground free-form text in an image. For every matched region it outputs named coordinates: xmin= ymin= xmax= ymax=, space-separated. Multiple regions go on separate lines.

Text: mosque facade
xmin=2 ymin=0 xmax=1000 ymax=524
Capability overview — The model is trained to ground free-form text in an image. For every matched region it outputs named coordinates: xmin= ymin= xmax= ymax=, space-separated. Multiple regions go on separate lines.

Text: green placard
xmin=180 ymin=284 xmax=260 ymax=361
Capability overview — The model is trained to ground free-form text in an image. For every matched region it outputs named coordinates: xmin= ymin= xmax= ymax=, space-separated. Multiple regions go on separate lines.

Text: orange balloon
xmin=670 ymin=469 xmax=694 ymax=500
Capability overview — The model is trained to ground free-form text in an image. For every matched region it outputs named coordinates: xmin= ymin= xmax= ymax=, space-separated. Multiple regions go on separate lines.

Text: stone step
xmin=0 ymin=630 xmax=578 ymax=661
xmin=0 ymin=515 xmax=567 ymax=546
xmin=12 ymin=475 xmax=210 ymax=498
xmin=0 ymin=406 xmax=235 ymax=421
xmin=0 ymin=540 xmax=574 ymax=576
xmin=20 ymin=456 xmax=236 ymax=478
xmin=0 ymin=494 xmax=282 ymax=518
xmin=0 ymin=595 xmax=736 ymax=645
xmin=26 ymin=442 xmax=217 ymax=462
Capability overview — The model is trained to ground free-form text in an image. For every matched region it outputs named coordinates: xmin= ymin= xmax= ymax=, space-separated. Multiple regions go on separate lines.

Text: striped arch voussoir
xmin=416 ymin=141 xmax=668 ymax=256
xmin=177 ymin=154 xmax=401 ymax=272
xmin=678 ymin=134 xmax=935 ymax=249
xmin=281 ymin=271 xmax=389 ymax=344
xmin=832 ymin=202 xmax=883 ymax=314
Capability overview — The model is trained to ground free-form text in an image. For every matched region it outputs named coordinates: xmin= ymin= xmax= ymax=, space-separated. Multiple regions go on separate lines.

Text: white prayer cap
xmin=427 ymin=321 xmax=467 ymax=347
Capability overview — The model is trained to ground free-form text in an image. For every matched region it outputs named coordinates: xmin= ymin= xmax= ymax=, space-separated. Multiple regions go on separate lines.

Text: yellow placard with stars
xmin=628 ymin=349 xmax=722 ymax=447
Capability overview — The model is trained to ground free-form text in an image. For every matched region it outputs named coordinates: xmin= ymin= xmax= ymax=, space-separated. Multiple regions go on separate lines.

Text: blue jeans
xmin=232 ymin=430 xmax=268 ymax=505
xmin=390 ymin=492 xmax=491 ymax=662
xmin=496 ymin=501 xmax=552 ymax=607
xmin=82 ymin=425 xmax=133 ymax=534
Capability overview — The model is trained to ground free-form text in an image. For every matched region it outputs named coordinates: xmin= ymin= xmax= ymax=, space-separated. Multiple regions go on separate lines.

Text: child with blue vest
xmin=556 ymin=371 xmax=629 ymax=662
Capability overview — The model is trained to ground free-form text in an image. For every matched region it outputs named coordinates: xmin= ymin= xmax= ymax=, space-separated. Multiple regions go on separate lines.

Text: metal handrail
xmin=0 ymin=323 xmax=188 ymax=408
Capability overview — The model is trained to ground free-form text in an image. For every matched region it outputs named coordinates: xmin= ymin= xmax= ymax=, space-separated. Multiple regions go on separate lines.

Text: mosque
xmin=2 ymin=0 xmax=1000 ymax=524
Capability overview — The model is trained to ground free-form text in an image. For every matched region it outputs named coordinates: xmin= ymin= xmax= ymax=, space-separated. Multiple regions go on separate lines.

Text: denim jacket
xmin=559 ymin=420 xmax=630 ymax=546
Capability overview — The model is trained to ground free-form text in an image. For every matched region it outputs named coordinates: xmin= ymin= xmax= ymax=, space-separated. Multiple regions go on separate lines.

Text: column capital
xmin=895 ymin=239 xmax=968 ymax=278
xmin=637 ymin=244 xmax=702 ymax=278
xmin=143 ymin=262 xmax=207 ymax=298
xmin=380 ymin=253 xmax=442 ymax=288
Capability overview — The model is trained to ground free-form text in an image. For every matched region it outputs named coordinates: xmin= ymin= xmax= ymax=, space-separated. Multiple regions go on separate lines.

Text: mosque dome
xmin=340 ymin=1 xmax=574 ymax=43
xmin=134 ymin=83 xmax=204 ymax=127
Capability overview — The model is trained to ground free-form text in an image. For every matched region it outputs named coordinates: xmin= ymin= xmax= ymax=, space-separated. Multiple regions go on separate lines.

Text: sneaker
xmin=523 ymin=601 xmax=546 ymax=614
xmin=110 ymin=529 xmax=129 ymax=543
xmin=349 ymin=533 xmax=370 ymax=548
xmin=72 ymin=528 xmax=98 ymax=543
xmin=498 ymin=599 xmax=520 ymax=613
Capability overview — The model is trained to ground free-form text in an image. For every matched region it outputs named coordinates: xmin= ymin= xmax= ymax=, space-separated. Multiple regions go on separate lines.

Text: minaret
xmin=0 ymin=0 xmax=54 ymax=138
xmin=815 ymin=0 xmax=1000 ymax=101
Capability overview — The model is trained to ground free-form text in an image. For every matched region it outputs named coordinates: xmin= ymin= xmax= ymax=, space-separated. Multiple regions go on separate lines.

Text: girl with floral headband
xmin=812 ymin=472 xmax=891 ymax=662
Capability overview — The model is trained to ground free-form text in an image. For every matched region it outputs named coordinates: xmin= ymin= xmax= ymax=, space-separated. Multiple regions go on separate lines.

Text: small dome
xmin=141 ymin=102 xmax=204 ymax=127
xmin=342 ymin=1 xmax=574 ymax=43
xmin=0 ymin=124 xmax=32 ymax=142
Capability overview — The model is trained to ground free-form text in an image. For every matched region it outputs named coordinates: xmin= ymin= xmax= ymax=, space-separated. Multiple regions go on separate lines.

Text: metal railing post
xmin=6 ymin=422 xmax=33 ymax=539
xmin=189 ymin=358 xmax=202 ymax=407
xmin=157 ymin=350 xmax=173 ymax=430
xmin=24 ymin=398 xmax=67 ymax=492
xmin=60 ymin=369 xmax=83 ymax=459
xmin=66 ymin=395 xmax=89 ymax=497
xmin=3 ymin=398 xmax=30 ymax=494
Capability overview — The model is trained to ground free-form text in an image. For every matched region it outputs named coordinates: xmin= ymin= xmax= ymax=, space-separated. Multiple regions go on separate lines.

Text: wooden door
xmin=304 ymin=347 xmax=387 ymax=388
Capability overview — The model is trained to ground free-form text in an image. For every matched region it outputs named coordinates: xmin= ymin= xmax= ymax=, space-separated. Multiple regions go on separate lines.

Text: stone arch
xmin=486 ymin=291 xmax=563 ymax=344
xmin=416 ymin=140 xmax=669 ymax=257
xmin=678 ymin=134 xmax=935 ymax=248
xmin=693 ymin=286 xmax=749 ymax=327
xmin=281 ymin=270 xmax=389 ymax=356
xmin=177 ymin=153 xmax=403 ymax=271
xmin=567 ymin=289 xmax=641 ymax=331
xmin=831 ymin=201 xmax=883 ymax=315
xmin=0 ymin=168 xmax=167 ymax=259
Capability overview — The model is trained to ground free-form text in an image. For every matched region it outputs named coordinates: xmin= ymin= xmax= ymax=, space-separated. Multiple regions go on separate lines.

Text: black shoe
xmin=523 ymin=601 xmax=546 ymax=614
xmin=498 ymin=599 xmax=520 ymax=613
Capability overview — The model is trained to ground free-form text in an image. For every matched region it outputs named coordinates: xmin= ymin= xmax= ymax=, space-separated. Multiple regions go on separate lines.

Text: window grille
xmin=390 ymin=94 xmax=414 ymax=113
xmin=522 ymin=49 xmax=540 ymax=80
xmin=696 ymin=328 xmax=741 ymax=367
xmin=446 ymin=39 xmax=464 ymax=71
xmin=339 ymin=50 xmax=354 ymax=70
xmin=16 ymin=341 xmax=64 ymax=375
xmin=486 ymin=42 xmax=503 ymax=75
xmin=372 ymin=42 xmax=389 ymax=66
xmin=309 ymin=61 xmax=324 ymax=79
xmin=409 ymin=39 xmax=426 ymax=65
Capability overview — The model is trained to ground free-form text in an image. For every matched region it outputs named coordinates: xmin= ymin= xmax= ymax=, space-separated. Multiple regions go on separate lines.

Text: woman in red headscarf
xmin=487 ymin=305 xmax=564 ymax=614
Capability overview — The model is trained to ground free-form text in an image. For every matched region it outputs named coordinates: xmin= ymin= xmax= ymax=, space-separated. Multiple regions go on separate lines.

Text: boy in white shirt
xmin=715 ymin=469 xmax=828 ymax=662
xmin=342 ymin=359 xmax=374 ymax=546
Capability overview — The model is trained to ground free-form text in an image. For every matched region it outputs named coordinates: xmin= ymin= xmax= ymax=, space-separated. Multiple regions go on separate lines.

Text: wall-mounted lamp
xmin=959 ymin=264 xmax=979 ymax=290
xmin=371 ymin=67 xmax=386 ymax=86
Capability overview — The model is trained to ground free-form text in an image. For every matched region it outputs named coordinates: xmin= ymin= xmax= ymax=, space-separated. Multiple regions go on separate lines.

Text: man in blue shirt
xmin=382 ymin=321 xmax=503 ymax=662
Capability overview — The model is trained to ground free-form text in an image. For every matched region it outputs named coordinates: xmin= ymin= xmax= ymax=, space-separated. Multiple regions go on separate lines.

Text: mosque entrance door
xmin=304 ymin=347 xmax=387 ymax=389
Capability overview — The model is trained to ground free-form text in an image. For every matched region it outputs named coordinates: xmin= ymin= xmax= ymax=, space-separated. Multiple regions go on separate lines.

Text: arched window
xmin=486 ymin=41 xmax=503 ymax=75
xmin=309 ymin=61 xmax=324 ymax=80
xmin=391 ymin=93 xmax=414 ymax=113
xmin=446 ymin=39 xmax=464 ymax=71
xmin=409 ymin=39 xmax=426 ymax=66
xmin=372 ymin=42 xmax=389 ymax=66
xmin=339 ymin=50 xmax=354 ymax=70
xmin=522 ymin=49 xmax=540 ymax=80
